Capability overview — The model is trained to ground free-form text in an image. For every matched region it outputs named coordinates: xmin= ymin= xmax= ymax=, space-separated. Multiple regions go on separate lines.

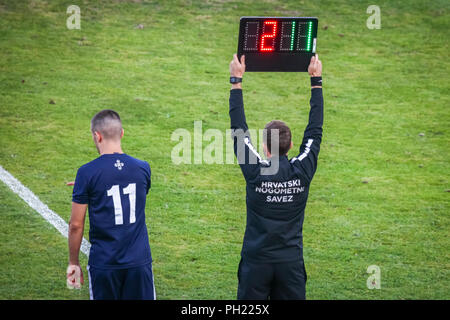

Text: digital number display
xmin=237 ymin=17 xmax=318 ymax=72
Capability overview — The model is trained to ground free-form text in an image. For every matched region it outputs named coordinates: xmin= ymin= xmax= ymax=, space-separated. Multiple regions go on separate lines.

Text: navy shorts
xmin=237 ymin=258 xmax=307 ymax=300
xmin=87 ymin=263 xmax=155 ymax=300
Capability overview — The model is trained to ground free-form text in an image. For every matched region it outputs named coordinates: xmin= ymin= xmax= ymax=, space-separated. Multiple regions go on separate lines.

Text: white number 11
xmin=107 ymin=183 xmax=136 ymax=225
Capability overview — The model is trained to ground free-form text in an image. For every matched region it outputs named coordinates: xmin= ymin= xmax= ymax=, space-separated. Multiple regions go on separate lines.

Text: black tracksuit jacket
xmin=229 ymin=88 xmax=324 ymax=263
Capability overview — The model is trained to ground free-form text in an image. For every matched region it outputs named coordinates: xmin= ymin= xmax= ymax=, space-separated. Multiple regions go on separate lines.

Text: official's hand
xmin=230 ymin=54 xmax=245 ymax=78
xmin=308 ymin=54 xmax=322 ymax=77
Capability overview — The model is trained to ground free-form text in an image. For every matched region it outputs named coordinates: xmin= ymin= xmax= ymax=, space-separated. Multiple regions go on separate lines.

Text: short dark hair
xmin=264 ymin=120 xmax=292 ymax=155
xmin=91 ymin=109 xmax=122 ymax=140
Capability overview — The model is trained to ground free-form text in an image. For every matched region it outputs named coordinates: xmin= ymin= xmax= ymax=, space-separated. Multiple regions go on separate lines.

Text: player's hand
xmin=230 ymin=54 xmax=245 ymax=78
xmin=66 ymin=264 xmax=84 ymax=289
xmin=66 ymin=181 xmax=75 ymax=186
xmin=308 ymin=54 xmax=322 ymax=77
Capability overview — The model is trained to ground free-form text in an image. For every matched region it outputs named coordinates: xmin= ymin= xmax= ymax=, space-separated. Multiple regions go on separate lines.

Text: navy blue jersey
xmin=73 ymin=153 xmax=152 ymax=269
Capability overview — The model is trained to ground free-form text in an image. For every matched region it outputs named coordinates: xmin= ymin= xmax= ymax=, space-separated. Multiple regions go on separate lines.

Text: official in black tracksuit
xmin=228 ymin=54 xmax=323 ymax=300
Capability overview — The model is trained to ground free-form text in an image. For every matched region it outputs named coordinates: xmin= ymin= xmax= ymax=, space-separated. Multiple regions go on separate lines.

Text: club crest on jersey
xmin=114 ymin=160 xmax=124 ymax=170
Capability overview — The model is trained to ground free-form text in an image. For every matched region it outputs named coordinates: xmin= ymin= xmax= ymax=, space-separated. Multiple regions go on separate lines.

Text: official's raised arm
xmin=229 ymin=54 xmax=264 ymax=181
xmin=291 ymin=54 xmax=324 ymax=183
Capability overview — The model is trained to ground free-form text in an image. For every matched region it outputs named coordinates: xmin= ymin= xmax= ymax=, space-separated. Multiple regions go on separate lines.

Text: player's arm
xmin=68 ymin=202 xmax=87 ymax=284
xmin=229 ymin=54 xmax=262 ymax=180
xmin=291 ymin=54 xmax=324 ymax=183
xmin=67 ymin=167 xmax=89 ymax=285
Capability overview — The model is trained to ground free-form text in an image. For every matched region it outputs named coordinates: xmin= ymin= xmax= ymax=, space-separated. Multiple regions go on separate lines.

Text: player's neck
xmin=99 ymin=141 xmax=123 ymax=155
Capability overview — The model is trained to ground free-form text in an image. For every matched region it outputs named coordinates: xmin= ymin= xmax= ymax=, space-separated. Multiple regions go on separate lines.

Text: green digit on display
xmin=306 ymin=21 xmax=312 ymax=51
xmin=290 ymin=21 xmax=296 ymax=51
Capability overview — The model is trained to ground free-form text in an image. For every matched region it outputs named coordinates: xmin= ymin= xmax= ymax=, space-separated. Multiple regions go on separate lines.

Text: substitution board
xmin=237 ymin=17 xmax=318 ymax=72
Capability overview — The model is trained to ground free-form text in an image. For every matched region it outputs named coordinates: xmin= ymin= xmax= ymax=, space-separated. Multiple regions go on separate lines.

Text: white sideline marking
xmin=0 ymin=165 xmax=90 ymax=256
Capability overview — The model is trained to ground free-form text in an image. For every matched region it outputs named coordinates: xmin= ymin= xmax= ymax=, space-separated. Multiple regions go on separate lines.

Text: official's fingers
xmin=240 ymin=54 xmax=245 ymax=67
xmin=233 ymin=53 xmax=240 ymax=65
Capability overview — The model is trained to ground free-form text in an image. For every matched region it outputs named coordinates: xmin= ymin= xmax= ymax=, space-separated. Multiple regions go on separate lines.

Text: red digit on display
xmin=260 ymin=21 xmax=278 ymax=52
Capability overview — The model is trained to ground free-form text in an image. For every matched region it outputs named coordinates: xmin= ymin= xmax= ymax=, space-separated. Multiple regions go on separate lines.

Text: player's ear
xmin=288 ymin=140 xmax=293 ymax=154
xmin=120 ymin=128 xmax=124 ymax=139
xmin=93 ymin=131 xmax=102 ymax=143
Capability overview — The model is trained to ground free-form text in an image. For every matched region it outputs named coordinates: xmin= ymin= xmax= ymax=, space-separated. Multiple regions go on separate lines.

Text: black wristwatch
xmin=311 ymin=76 xmax=322 ymax=87
xmin=230 ymin=77 xmax=242 ymax=84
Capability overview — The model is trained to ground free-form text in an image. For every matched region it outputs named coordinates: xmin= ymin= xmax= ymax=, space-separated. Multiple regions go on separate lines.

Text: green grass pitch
xmin=0 ymin=0 xmax=449 ymax=299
